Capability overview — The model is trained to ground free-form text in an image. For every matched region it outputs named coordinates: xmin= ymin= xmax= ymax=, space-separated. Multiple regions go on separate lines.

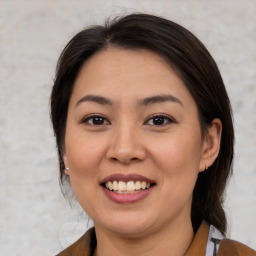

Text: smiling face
xmin=63 ymin=48 xmax=213 ymax=237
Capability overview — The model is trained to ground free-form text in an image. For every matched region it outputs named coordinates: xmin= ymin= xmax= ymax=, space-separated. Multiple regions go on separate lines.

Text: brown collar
xmin=57 ymin=223 xmax=210 ymax=256
xmin=57 ymin=222 xmax=256 ymax=256
xmin=185 ymin=222 xmax=209 ymax=256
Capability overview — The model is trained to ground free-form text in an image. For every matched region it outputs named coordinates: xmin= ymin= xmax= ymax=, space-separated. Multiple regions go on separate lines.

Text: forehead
xmin=70 ymin=47 xmax=194 ymax=107
xmin=75 ymin=47 xmax=177 ymax=83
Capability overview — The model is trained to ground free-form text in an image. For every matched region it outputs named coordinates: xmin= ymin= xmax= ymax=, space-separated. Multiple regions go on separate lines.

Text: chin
xmin=108 ymin=224 xmax=152 ymax=238
xmin=96 ymin=213 xmax=156 ymax=238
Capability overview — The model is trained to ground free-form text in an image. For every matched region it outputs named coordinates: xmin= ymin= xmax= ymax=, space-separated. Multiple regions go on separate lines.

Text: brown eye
xmin=145 ymin=115 xmax=174 ymax=126
xmin=83 ymin=115 xmax=110 ymax=126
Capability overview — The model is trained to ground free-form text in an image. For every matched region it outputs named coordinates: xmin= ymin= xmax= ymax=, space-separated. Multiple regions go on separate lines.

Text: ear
xmin=199 ymin=118 xmax=222 ymax=172
xmin=62 ymin=154 xmax=70 ymax=175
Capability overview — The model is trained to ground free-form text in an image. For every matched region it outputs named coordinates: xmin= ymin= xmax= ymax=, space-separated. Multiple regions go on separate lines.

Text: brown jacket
xmin=57 ymin=223 xmax=256 ymax=256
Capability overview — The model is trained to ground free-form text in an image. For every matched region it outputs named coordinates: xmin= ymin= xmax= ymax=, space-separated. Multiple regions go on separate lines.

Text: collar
xmin=185 ymin=221 xmax=210 ymax=256
xmin=57 ymin=222 xmax=212 ymax=256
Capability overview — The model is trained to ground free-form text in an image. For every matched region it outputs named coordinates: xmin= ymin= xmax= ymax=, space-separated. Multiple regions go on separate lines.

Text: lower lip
xmin=102 ymin=186 xmax=155 ymax=204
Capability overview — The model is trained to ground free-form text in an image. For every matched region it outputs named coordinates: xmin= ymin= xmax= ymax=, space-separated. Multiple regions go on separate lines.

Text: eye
xmin=82 ymin=115 xmax=110 ymax=126
xmin=145 ymin=115 xmax=174 ymax=126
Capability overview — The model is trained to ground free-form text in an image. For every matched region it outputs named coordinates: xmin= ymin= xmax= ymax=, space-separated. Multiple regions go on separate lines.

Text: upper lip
xmin=100 ymin=174 xmax=156 ymax=184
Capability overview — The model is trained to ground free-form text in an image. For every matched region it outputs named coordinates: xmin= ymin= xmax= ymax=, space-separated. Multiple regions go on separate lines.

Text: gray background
xmin=0 ymin=0 xmax=255 ymax=255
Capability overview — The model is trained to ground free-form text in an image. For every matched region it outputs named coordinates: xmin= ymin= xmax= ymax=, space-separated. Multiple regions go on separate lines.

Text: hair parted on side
xmin=50 ymin=13 xmax=234 ymax=235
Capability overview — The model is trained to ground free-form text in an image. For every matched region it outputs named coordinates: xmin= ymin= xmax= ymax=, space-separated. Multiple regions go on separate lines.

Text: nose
xmin=106 ymin=124 xmax=146 ymax=165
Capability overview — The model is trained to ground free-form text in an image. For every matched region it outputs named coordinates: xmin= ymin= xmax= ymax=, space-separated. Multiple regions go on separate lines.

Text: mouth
xmin=100 ymin=174 xmax=156 ymax=195
xmin=103 ymin=180 xmax=153 ymax=194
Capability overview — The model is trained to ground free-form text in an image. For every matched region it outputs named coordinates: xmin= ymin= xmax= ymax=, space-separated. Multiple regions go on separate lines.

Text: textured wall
xmin=0 ymin=0 xmax=255 ymax=255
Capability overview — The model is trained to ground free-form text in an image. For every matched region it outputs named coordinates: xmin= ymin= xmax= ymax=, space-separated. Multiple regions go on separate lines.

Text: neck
xmin=93 ymin=218 xmax=194 ymax=256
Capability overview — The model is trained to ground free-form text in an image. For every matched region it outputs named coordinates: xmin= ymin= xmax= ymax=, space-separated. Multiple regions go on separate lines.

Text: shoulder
xmin=218 ymin=238 xmax=256 ymax=256
xmin=56 ymin=228 xmax=96 ymax=256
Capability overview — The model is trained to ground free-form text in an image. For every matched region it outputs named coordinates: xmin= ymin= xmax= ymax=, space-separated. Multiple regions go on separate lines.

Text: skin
xmin=63 ymin=48 xmax=222 ymax=256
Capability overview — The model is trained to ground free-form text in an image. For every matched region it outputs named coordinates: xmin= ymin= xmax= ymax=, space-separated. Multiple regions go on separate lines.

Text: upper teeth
xmin=105 ymin=181 xmax=151 ymax=192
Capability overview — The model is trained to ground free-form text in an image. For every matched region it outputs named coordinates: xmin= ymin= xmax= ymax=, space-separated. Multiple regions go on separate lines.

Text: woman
xmin=51 ymin=13 xmax=255 ymax=256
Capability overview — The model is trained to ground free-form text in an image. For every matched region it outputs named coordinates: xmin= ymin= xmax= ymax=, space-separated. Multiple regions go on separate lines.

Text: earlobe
xmin=64 ymin=167 xmax=70 ymax=175
xmin=63 ymin=155 xmax=70 ymax=175
xmin=199 ymin=118 xmax=222 ymax=172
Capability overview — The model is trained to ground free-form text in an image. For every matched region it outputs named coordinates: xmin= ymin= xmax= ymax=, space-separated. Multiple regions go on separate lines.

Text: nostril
xmin=110 ymin=157 xmax=119 ymax=162
xmin=109 ymin=156 xmax=139 ymax=164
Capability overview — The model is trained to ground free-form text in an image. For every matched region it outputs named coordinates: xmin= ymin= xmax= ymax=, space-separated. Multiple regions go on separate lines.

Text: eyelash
xmin=81 ymin=114 xmax=175 ymax=126
xmin=82 ymin=115 xmax=110 ymax=126
xmin=144 ymin=114 xmax=175 ymax=126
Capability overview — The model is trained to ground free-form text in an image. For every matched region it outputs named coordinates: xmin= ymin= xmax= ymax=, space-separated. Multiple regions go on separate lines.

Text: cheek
xmin=151 ymin=133 xmax=202 ymax=173
xmin=64 ymin=128 xmax=106 ymax=178
xmin=64 ymin=132 xmax=106 ymax=214
xmin=149 ymin=130 xmax=202 ymax=198
xmin=150 ymin=134 xmax=202 ymax=208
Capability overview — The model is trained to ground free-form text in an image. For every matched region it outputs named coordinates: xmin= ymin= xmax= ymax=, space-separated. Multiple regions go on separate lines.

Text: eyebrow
xmin=75 ymin=94 xmax=183 ymax=108
xmin=75 ymin=95 xmax=112 ymax=107
xmin=138 ymin=94 xmax=183 ymax=107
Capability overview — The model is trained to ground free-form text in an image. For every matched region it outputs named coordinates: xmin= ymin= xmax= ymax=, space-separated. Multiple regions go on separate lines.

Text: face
xmin=64 ymin=48 xmax=208 ymax=237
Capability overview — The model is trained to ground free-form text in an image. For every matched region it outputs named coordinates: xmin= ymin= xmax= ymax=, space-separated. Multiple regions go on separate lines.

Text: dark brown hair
xmin=50 ymin=13 xmax=234 ymax=234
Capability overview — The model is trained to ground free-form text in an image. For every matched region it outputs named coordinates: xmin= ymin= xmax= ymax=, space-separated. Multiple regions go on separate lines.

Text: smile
xmin=100 ymin=174 xmax=156 ymax=203
xmin=104 ymin=181 xmax=151 ymax=194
